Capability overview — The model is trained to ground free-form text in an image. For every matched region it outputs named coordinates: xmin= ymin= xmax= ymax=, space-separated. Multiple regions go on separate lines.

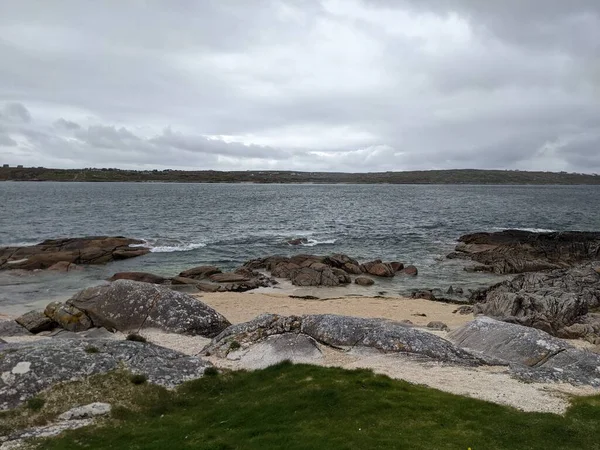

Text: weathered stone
xmin=107 ymin=272 xmax=167 ymax=284
xmin=390 ymin=262 xmax=404 ymax=272
xmin=452 ymin=305 xmax=474 ymax=315
xmin=0 ymin=339 xmax=212 ymax=410
xmin=58 ymin=402 xmax=111 ymax=421
xmin=44 ymin=302 xmax=92 ymax=332
xmin=401 ymin=265 xmax=418 ymax=276
xmin=0 ymin=236 xmax=150 ymax=270
xmin=412 ymin=290 xmax=436 ymax=301
xmin=426 ymin=321 xmax=449 ymax=331
xmin=449 ymin=317 xmax=600 ymax=386
xmin=343 ymin=263 xmax=363 ymax=274
xmin=448 ymin=230 xmax=600 ymax=274
xmin=68 ymin=280 xmax=231 ymax=337
xmin=331 ymin=268 xmax=351 ymax=284
xmin=15 ymin=311 xmax=55 ymax=333
xmin=355 ymin=276 xmax=375 ymax=286
xmin=0 ymin=319 xmax=32 ymax=337
xmin=271 ymin=262 xmax=301 ymax=278
xmin=171 ymin=276 xmax=202 ymax=285
xmin=362 ymin=260 xmax=395 ymax=277
xmin=473 ymin=265 xmax=600 ymax=335
xmin=178 ymin=265 xmax=221 ymax=279
xmin=203 ymin=313 xmax=483 ymax=366
xmin=290 ymin=267 xmax=340 ymax=287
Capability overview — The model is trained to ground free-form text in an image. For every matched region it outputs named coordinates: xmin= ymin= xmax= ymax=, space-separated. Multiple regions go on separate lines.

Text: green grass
xmin=35 ymin=362 xmax=600 ymax=450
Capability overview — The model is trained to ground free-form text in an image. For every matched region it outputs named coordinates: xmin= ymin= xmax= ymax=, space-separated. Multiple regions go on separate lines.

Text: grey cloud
xmin=0 ymin=102 xmax=31 ymax=123
xmin=54 ymin=118 xmax=80 ymax=130
xmin=0 ymin=134 xmax=17 ymax=147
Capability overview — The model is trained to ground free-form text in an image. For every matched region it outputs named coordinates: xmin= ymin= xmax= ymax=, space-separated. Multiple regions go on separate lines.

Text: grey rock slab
xmin=449 ymin=317 xmax=600 ymax=386
xmin=301 ymin=314 xmax=483 ymax=365
xmin=232 ymin=334 xmax=323 ymax=370
xmin=0 ymin=338 xmax=212 ymax=410
xmin=68 ymin=279 xmax=231 ymax=337
xmin=15 ymin=311 xmax=55 ymax=334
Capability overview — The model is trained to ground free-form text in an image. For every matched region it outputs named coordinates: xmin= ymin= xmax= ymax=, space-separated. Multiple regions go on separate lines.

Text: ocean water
xmin=1 ymin=182 xmax=599 ymax=315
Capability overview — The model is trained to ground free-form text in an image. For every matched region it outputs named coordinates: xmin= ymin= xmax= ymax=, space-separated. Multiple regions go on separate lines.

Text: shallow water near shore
xmin=1 ymin=182 xmax=600 ymax=314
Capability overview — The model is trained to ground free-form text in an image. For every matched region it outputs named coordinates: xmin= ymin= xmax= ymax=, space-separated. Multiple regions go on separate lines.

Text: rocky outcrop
xmin=355 ymin=276 xmax=374 ymax=286
xmin=448 ymin=230 xmax=600 ymax=274
xmin=178 ymin=266 xmax=221 ymax=279
xmin=449 ymin=317 xmax=600 ymax=386
xmin=244 ymin=253 xmax=416 ymax=287
xmin=0 ymin=319 xmax=31 ymax=337
xmin=68 ymin=280 xmax=231 ymax=337
xmin=0 ymin=236 xmax=150 ymax=270
xmin=202 ymin=313 xmax=483 ymax=366
xmin=472 ymin=265 xmax=600 ymax=337
xmin=0 ymin=338 xmax=212 ymax=410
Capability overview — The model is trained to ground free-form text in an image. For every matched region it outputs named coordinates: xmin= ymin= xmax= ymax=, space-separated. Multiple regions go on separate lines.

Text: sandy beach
xmin=194 ymin=292 xmax=471 ymax=328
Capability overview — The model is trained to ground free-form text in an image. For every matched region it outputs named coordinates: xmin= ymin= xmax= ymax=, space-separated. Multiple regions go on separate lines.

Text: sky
xmin=0 ymin=0 xmax=599 ymax=173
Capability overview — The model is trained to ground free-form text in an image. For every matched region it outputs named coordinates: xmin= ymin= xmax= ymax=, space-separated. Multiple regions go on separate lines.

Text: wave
xmin=298 ymin=239 xmax=337 ymax=247
xmin=493 ymin=227 xmax=556 ymax=233
xmin=131 ymin=239 xmax=207 ymax=253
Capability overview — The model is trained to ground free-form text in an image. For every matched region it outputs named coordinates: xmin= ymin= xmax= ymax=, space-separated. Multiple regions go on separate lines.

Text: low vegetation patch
xmin=32 ymin=362 xmax=600 ymax=450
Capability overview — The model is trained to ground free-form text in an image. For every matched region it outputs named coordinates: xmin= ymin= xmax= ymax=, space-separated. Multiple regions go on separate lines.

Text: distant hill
xmin=1 ymin=167 xmax=599 ymax=184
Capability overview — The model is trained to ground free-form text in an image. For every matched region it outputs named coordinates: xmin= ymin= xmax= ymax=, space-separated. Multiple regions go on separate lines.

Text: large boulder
xmin=449 ymin=317 xmax=600 ymax=386
xmin=361 ymin=260 xmax=395 ymax=277
xmin=0 ymin=236 xmax=150 ymax=270
xmin=355 ymin=276 xmax=375 ymax=286
xmin=178 ymin=265 xmax=221 ymax=279
xmin=448 ymin=230 xmax=600 ymax=274
xmin=68 ymin=280 xmax=231 ymax=337
xmin=203 ymin=314 xmax=483 ymax=366
xmin=472 ymin=265 xmax=600 ymax=336
xmin=289 ymin=267 xmax=340 ymax=287
xmin=0 ymin=339 xmax=212 ymax=410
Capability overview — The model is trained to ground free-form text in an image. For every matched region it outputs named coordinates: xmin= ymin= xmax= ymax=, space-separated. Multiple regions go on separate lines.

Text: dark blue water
xmin=1 ymin=182 xmax=599 ymax=314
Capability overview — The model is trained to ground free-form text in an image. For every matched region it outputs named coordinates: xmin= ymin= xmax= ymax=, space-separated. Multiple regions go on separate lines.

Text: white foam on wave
xmin=493 ymin=227 xmax=556 ymax=233
xmin=300 ymin=239 xmax=337 ymax=247
xmin=130 ymin=240 xmax=207 ymax=253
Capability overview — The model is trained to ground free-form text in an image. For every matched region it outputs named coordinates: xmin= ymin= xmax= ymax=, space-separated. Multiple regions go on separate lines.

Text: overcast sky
xmin=0 ymin=1 xmax=599 ymax=172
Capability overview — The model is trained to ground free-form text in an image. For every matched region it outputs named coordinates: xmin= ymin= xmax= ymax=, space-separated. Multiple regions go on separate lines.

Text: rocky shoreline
xmin=2 ymin=229 xmax=600 ymax=445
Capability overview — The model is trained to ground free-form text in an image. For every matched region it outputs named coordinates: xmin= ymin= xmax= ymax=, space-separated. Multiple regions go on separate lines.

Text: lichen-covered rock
xmin=68 ymin=280 xmax=231 ymax=337
xmin=44 ymin=302 xmax=92 ymax=332
xmin=203 ymin=314 xmax=484 ymax=366
xmin=15 ymin=311 xmax=55 ymax=333
xmin=0 ymin=339 xmax=212 ymax=410
xmin=449 ymin=317 xmax=600 ymax=386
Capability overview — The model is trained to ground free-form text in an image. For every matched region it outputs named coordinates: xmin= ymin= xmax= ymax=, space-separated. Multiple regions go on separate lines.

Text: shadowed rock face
xmin=472 ymin=265 xmax=600 ymax=337
xmin=0 ymin=339 xmax=212 ymax=410
xmin=449 ymin=317 xmax=600 ymax=387
xmin=0 ymin=236 xmax=150 ymax=270
xmin=68 ymin=280 xmax=231 ymax=337
xmin=448 ymin=230 xmax=600 ymax=274
xmin=202 ymin=313 xmax=484 ymax=366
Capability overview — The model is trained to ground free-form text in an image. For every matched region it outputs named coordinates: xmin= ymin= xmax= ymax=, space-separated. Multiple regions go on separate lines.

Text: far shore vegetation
xmin=6 ymin=362 xmax=599 ymax=450
xmin=1 ymin=166 xmax=600 ymax=184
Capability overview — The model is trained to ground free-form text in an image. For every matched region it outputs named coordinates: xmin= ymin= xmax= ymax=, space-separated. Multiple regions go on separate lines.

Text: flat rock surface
xmin=0 ymin=338 xmax=212 ymax=410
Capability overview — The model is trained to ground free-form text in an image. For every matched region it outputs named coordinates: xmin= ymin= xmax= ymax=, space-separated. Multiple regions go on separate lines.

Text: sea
xmin=1 ymin=182 xmax=600 ymax=315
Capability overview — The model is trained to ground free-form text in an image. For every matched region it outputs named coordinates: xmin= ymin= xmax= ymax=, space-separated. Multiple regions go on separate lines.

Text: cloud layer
xmin=1 ymin=1 xmax=599 ymax=172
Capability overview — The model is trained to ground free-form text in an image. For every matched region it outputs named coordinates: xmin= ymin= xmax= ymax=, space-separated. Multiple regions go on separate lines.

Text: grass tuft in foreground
xmin=27 ymin=362 xmax=600 ymax=449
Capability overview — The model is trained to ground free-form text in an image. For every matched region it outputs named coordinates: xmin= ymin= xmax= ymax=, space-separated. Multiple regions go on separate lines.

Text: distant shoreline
xmin=1 ymin=167 xmax=600 ymax=185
